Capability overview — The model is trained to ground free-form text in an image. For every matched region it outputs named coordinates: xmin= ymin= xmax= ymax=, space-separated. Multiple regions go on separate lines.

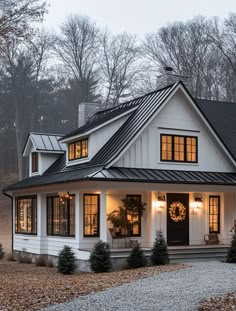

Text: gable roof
xmin=23 ymin=133 xmax=66 ymax=156
xmin=4 ymin=81 xmax=236 ymax=192
xmin=61 ymin=98 xmax=140 ymax=141
xmin=89 ymin=83 xmax=176 ymax=166
xmin=195 ymin=99 xmax=236 ymax=160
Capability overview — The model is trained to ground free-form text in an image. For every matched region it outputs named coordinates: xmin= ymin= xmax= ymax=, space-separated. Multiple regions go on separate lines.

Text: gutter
xmin=3 ymin=191 xmax=13 ymax=252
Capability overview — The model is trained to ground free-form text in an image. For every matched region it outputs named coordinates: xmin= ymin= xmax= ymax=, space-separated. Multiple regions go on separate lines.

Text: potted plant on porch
xmin=107 ymin=197 xmax=146 ymax=239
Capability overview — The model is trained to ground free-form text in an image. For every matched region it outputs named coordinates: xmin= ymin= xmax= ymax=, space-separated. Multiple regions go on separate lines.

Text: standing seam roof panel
xmin=89 ymin=84 xmax=176 ymax=166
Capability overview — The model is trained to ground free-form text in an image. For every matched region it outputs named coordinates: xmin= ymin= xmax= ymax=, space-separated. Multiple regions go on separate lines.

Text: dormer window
xmin=161 ymin=134 xmax=197 ymax=163
xmin=32 ymin=152 xmax=38 ymax=173
xmin=68 ymin=138 xmax=88 ymax=161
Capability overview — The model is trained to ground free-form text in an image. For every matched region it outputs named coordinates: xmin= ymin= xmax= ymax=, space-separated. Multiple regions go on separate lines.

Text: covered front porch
xmin=77 ymin=182 xmax=236 ymax=251
xmin=11 ymin=169 xmax=236 ymax=270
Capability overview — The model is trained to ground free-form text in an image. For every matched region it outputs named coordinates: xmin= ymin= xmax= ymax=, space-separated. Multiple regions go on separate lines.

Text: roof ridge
xmin=196 ymin=98 xmax=236 ymax=105
xmin=29 ymin=132 xmax=65 ymax=136
xmin=94 ymin=82 xmax=176 ymax=116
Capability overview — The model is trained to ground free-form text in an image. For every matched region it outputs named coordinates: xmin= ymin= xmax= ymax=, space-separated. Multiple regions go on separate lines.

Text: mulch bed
xmin=0 ymin=260 xmax=187 ymax=311
xmin=198 ymin=293 xmax=236 ymax=311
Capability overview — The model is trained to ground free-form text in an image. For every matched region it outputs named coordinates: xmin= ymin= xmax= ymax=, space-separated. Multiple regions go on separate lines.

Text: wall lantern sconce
xmin=155 ymin=192 xmax=166 ymax=211
xmin=194 ymin=194 xmax=203 ymax=209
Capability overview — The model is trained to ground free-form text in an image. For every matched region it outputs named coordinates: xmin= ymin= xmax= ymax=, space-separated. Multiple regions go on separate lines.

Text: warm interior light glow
xmin=194 ymin=195 xmax=203 ymax=209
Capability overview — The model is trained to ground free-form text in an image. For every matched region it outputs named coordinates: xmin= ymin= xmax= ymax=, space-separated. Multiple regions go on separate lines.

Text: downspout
xmin=3 ymin=191 xmax=13 ymax=252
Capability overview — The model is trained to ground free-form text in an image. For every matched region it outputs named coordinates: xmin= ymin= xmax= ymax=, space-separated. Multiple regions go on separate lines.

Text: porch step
xmin=109 ymin=245 xmax=230 ymax=263
xmin=168 ymin=245 xmax=229 ymax=263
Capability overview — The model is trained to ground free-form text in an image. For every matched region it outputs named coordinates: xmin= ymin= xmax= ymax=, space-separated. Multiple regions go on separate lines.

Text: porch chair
xmin=204 ymin=232 xmax=219 ymax=245
xmin=109 ymin=228 xmax=130 ymax=248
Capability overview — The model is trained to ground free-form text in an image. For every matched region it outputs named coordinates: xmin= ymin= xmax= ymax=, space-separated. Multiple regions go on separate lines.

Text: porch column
xmin=37 ymin=194 xmax=47 ymax=237
xmin=74 ymin=191 xmax=80 ymax=245
xmin=100 ymin=189 xmax=108 ymax=242
xmin=37 ymin=193 xmax=47 ymax=254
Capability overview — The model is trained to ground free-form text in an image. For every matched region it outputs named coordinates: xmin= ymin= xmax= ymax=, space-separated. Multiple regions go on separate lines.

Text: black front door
xmin=167 ymin=193 xmax=189 ymax=246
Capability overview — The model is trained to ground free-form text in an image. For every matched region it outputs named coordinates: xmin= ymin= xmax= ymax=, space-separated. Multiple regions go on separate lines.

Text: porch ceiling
xmin=4 ymin=166 xmax=236 ymax=192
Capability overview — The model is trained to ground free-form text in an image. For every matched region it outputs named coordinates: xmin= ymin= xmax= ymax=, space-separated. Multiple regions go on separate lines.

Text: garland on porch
xmin=169 ymin=202 xmax=186 ymax=223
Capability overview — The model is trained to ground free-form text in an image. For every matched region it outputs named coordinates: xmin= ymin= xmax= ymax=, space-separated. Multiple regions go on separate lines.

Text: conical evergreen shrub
xmin=151 ymin=230 xmax=169 ymax=265
xmin=0 ymin=244 xmax=4 ymax=260
xmin=227 ymin=234 xmax=236 ymax=263
xmin=89 ymin=240 xmax=111 ymax=273
xmin=58 ymin=245 xmax=77 ymax=274
xmin=127 ymin=243 xmax=147 ymax=269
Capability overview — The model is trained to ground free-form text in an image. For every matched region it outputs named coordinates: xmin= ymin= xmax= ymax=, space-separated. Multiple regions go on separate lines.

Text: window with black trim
xmin=209 ymin=196 xmax=220 ymax=233
xmin=126 ymin=195 xmax=142 ymax=237
xmin=15 ymin=196 xmax=37 ymax=234
xmin=32 ymin=152 xmax=38 ymax=172
xmin=83 ymin=194 xmax=100 ymax=237
xmin=68 ymin=138 xmax=88 ymax=161
xmin=47 ymin=195 xmax=75 ymax=236
xmin=161 ymin=134 xmax=197 ymax=163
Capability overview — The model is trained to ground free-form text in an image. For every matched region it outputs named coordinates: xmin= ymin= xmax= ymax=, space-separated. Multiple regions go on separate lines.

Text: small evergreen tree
xmin=127 ymin=243 xmax=147 ymax=269
xmin=227 ymin=234 xmax=236 ymax=263
xmin=58 ymin=245 xmax=77 ymax=274
xmin=0 ymin=244 xmax=4 ymax=260
xmin=89 ymin=240 xmax=111 ymax=273
xmin=151 ymin=230 xmax=169 ymax=265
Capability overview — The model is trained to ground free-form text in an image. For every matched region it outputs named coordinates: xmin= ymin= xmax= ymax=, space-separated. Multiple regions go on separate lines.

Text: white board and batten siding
xmin=66 ymin=114 xmax=130 ymax=166
xmin=28 ymin=145 xmax=62 ymax=177
xmin=115 ymin=90 xmax=235 ymax=172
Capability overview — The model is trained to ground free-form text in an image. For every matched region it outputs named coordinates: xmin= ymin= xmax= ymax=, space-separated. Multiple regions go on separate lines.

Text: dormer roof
xmin=23 ymin=132 xmax=66 ymax=156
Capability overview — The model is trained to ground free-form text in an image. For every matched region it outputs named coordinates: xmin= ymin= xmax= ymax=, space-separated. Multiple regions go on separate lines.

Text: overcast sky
xmin=43 ymin=0 xmax=236 ymax=35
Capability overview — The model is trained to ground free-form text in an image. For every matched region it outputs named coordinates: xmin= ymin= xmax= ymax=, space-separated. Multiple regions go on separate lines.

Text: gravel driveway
xmin=42 ymin=262 xmax=236 ymax=311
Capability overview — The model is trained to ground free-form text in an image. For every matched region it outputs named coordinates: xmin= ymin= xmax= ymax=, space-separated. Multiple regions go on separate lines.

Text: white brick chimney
xmin=78 ymin=102 xmax=100 ymax=128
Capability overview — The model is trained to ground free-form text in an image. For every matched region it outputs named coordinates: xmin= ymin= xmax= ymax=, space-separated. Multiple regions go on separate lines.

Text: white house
xmin=3 ymin=81 xmax=236 ymax=270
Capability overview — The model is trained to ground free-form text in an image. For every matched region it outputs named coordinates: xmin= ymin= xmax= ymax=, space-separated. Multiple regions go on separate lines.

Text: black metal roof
xmin=4 ymin=81 xmax=236 ymax=193
xmin=62 ymin=98 xmax=140 ymax=140
xmin=4 ymin=166 xmax=103 ymax=191
xmin=89 ymin=84 xmax=176 ymax=166
xmin=195 ymin=99 xmax=236 ymax=160
xmin=4 ymin=167 xmax=236 ymax=191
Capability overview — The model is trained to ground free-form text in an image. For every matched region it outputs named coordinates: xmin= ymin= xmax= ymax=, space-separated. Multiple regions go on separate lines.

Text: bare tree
xmin=206 ymin=15 xmax=236 ymax=101
xmin=53 ymin=15 xmax=100 ymax=103
xmin=142 ymin=16 xmax=221 ymax=99
xmin=99 ymin=31 xmax=141 ymax=107
xmin=0 ymin=0 xmax=47 ymax=46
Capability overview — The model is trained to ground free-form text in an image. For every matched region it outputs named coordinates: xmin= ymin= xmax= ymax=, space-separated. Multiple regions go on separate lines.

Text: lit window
xmin=32 ymin=152 xmax=38 ymax=173
xmin=15 ymin=197 xmax=37 ymax=234
xmin=84 ymin=194 xmax=99 ymax=237
xmin=161 ymin=134 xmax=197 ymax=163
xmin=209 ymin=196 xmax=220 ymax=233
xmin=68 ymin=138 xmax=88 ymax=161
xmin=47 ymin=195 xmax=75 ymax=237
xmin=126 ymin=195 xmax=142 ymax=237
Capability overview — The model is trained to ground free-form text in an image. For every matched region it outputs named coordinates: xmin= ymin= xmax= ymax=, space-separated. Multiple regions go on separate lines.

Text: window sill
xmin=158 ymin=161 xmax=199 ymax=166
xmin=66 ymin=157 xmax=90 ymax=166
xmin=47 ymin=235 xmax=75 ymax=238
xmin=15 ymin=233 xmax=37 ymax=236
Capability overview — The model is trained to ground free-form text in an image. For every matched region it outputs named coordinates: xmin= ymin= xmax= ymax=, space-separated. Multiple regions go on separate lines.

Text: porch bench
xmin=204 ymin=233 xmax=219 ymax=245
